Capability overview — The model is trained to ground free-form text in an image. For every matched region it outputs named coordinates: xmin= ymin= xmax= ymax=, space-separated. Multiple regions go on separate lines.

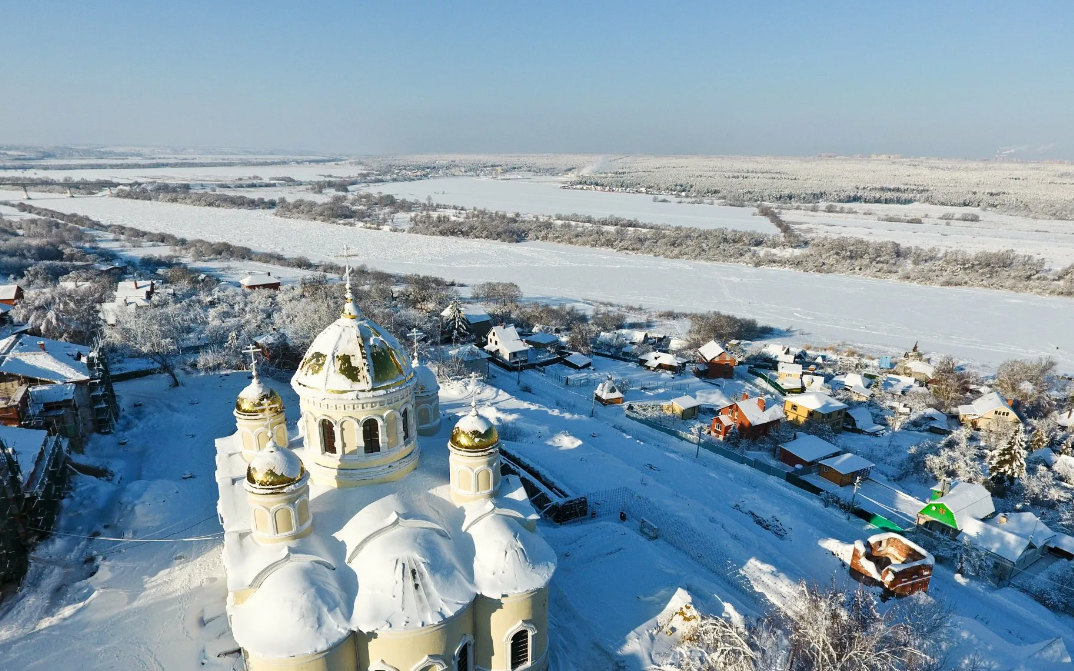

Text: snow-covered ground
xmin=1 ymin=363 xmax=1070 ymax=670
xmin=6 ymin=191 xmax=1073 ymax=372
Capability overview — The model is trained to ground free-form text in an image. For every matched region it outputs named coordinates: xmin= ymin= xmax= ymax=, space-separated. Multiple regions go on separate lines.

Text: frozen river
xmin=7 ymin=191 xmax=1072 ymax=371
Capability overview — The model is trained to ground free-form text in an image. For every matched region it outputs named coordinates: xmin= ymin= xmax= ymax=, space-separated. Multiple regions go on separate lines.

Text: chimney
xmin=741 ymin=391 xmax=749 ymax=401
xmin=756 ymin=397 xmax=766 ymax=411
xmin=37 ymin=341 xmax=45 ymax=352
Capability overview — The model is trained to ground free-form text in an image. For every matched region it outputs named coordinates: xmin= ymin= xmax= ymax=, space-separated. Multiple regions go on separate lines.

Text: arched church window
xmin=402 ymin=408 xmax=410 ymax=441
xmin=510 ymin=629 xmax=530 ymax=669
xmin=320 ymin=419 xmax=336 ymax=454
xmin=363 ymin=418 xmax=380 ymax=453
xmin=455 ymin=640 xmax=471 ymax=671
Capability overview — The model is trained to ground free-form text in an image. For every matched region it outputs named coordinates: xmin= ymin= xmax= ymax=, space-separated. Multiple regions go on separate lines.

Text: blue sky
xmin=2 ymin=1 xmax=1072 ymax=158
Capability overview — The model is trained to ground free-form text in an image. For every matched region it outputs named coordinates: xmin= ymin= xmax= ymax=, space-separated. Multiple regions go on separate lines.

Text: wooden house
xmin=777 ymin=434 xmax=840 ymax=471
xmin=523 ymin=332 xmax=562 ymax=363
xmin=710 ymin=393 xmax=783 ymax=440
xmin=957 ymin=391 xmax=1022 ymax=430
xmin=916 ymin=481 xmax=994 ymax=537
xmin=0 ymin=285 xmax=24 ymax=306
xmin=958 ymin=512 xmax=1056 ymax=581
xmin=240 ymin=272 xmax=281 ymax=291
xmin=777 ymin=362 xmax=804 ymax=391
xmin=664 ymin=395 xmax=700 ymax=420
xmin=594 ymin=377 xmax=624 ymax=406
xmin=0 ymin=335 xmax=118 ymax=446
xmin=640 ymin=352 xmax=687 ymax=373
xmin=850 ymin=533 xmax=934 ymax=596
xmin=783 ymin=392 xmax=848 ymax=433
xmin=817 ymin=453 xmax=874 ymax=486
xmin=694 ymin=340 xmax=736 ymax=379
xmin=484 ymin=325 xmax=531 ymax=365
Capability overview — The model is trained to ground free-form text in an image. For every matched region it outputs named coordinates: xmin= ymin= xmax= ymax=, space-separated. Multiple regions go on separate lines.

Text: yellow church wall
xmin=243 ymin=632 xmax=358 ymax=671
xmin=246 ymin=485 xmax=313 ymax=544
xmin=356 ymin=602 xmax=475 ymax=671
xmin=236 ymin=411 xmax=289 ymax=459
xmin=449 ymin=448 xmax=501 ymax=504
xmin=474 ymin=588 xmax=549 ymax=671
xmin=298 ymin=384 xmax=419 ymax=489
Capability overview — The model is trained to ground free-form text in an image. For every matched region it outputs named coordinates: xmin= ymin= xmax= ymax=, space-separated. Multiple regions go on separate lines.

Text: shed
xmin=844 ymin=407 xmax=884 ymax=435
xmin=778 ymin=434 xmax=841 ymax=471
xmin=240 ymin=272 xmax=281 ymax=291
xmin=818 ymin=453 xmax=874 ymax=486
xmin=664 ymin=395 xmax=700 ymax=420
xmin=0 ymin=284 xmax=24 ymax=306
xmin=594 ymin=377 xmax=623 ymax=406
xmin=561 ymin=353 xmax=592 ymax=370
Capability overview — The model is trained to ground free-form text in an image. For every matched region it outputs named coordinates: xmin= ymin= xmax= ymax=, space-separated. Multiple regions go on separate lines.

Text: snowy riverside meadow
xmin=2 ymin=4 xmax=1074 ymax=671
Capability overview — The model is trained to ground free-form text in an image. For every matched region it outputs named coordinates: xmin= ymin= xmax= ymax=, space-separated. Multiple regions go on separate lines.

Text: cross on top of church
xmin=243 ymin=345 xmax=261 ymax=377
xmin=468 ymin=371 xmax=481 ymax=413
xmin=407 ymin=328 xmax=424 ymax=363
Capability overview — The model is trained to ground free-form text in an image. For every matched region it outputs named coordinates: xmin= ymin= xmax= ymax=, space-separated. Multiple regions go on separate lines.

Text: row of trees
xmin=408 ymin=207 xmax=1074 ymax=297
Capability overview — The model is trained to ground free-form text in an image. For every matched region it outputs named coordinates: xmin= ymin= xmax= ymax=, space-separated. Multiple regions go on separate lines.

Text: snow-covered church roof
xmin=215 ymin=434 xmax=555 ymax=657
xmin=290 ymin=291 xmax=413 ymax=399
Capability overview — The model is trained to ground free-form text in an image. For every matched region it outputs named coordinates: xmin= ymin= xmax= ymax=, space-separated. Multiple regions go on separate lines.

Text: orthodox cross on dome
xmin=338 ymin=244 xmax=360 ymax=319
xmin=468 ymin=371 xmax=481 ymax=415
xmin=243 ymin=344 xmax=261 ymax=379
xmin=407 ymin=328 xmax=424 ymax=365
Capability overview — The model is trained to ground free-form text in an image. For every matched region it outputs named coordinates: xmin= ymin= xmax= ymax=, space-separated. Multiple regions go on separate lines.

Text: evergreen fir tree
xmin=987 ymin=425 xmax=1028 ymax=488
xmin=442 ymin=298 xmax=470 ymax=345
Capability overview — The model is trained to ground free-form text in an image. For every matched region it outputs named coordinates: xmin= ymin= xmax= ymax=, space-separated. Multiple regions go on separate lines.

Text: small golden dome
xmin=235 ymin=379 xmax=284 ymax=415
xmin=450 ymin=411 xmax=499 ymax=452
xmin=246 ymin=444 xmax=305 ymax=489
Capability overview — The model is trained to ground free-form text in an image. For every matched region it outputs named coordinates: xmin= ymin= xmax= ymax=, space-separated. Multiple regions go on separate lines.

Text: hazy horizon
xmin=3 ymin=1 xmax=1072 ymax=160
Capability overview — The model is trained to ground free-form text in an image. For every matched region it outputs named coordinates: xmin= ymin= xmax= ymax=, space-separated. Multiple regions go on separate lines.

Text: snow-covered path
xmin=7 ymin=192 xmax=1074 ymax=371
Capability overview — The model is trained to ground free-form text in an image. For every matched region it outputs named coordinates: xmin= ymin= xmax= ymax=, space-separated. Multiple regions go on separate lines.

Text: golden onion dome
xmin=246 ymin=443 xmax=305 ymax=490
xmin=235 ymin=378 xmax=285 ymax=415
xmin=450 ymin=411 xmax=499 ymax=452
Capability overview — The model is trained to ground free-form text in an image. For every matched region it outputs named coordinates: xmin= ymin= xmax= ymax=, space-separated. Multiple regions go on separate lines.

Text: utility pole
xmin=848 ymin=476 xmax=862 ymax=520
xmin=694 ymin=423 xmax=703 ymax=459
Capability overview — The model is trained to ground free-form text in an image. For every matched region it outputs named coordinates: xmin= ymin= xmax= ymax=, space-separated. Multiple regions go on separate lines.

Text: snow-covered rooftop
xmin=0 ymin=284 xmax=22 ymax=301
xmin=240 ymin=272 xmax=279 ymax=287
xmin=697 ymin=340 xmax=728 ymax=362
xmin=930 ymin=482 xmax=995 ymax=528
xmin=819 ymin=453 xmax=875 ymax=475
xmin=0 ymin=334 xmax=91 ymax=383
xmin=784 ymin=392 xmax=847 ymax=413
xmin=959 ymin=512 xmax=1054 ymax=563
xmin=958 ymin=391 xmax=1013 ymax=419
xmin=779 ymin=434 xmax=841 ymax=463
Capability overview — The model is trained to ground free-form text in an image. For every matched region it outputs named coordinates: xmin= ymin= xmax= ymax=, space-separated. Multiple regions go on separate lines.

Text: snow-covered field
xmin=352 ymin=177 xmax=1074 ymax=267
xmin=8 ymin=191 xmax=1074 ymax=372
xmin=2 ymin=161 xmax=369 ymax=183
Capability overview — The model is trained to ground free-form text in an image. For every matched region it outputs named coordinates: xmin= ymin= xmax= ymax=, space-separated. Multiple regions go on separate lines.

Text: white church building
xmin=215 ymin=276 xmax=556 ymax=671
